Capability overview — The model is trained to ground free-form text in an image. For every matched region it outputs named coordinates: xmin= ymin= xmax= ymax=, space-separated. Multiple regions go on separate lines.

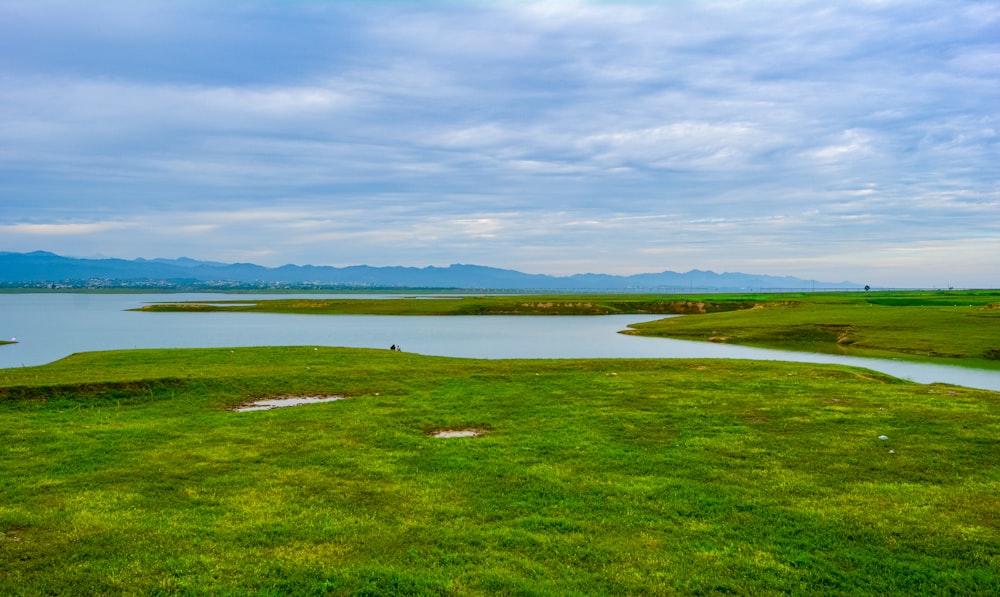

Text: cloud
xmin=582 ymin=121 xmax=786 ymax=171
xmin=1 ymin=76 xmax=354 ymax=147
xmin=749 ymin=238 xmax=1000 ymax=288
xmin=808 ymin=129 xmax=881 ymax=165
xmin=0 ymin=0 xmax=997 ymax=286
xmin=0 ymin=221 xmax=133 ymax=236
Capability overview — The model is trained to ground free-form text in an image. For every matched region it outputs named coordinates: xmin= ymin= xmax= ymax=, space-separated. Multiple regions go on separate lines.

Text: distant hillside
xmin=0 ymin=251 xmax=861 ymax=291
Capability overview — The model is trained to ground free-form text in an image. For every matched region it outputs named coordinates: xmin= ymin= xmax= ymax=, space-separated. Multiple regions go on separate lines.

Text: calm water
xmin=2 ymin=293 xmax=999 ymax=392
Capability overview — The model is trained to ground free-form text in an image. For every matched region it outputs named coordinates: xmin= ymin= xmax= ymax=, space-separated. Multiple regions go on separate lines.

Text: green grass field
xmin=2 ymin=347 xmax=998 ymax=595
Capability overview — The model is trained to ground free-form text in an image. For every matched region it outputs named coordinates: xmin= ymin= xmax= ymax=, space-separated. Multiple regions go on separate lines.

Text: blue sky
xmin=1 ymin=0 xmax=998 ymax=287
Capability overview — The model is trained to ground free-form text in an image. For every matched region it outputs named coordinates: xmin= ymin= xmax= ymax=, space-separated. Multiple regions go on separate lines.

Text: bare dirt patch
xmin=836 ymin=329 xmax=855 ymax=345
xmin=429 ymin=428 xmax=487 ymax=438
xmin=232 ymin=395 xmax=347 ymax=412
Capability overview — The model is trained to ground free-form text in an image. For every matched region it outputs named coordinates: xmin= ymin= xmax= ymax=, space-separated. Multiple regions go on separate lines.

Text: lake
xmin=2 ymin=293 xmax=1000 ymax=392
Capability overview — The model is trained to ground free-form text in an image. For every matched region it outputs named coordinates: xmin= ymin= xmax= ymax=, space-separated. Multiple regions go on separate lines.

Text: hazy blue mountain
xmin=0 ymin=251 xmax=860 ymax=290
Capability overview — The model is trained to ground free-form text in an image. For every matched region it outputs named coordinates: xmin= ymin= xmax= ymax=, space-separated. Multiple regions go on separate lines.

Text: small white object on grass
xmin=234 ymin=395 xmax=345 ymax=412
xmin=432 ymin=429 xmax=484 ymax=438
xmin=878 ymin=435 xmax=889 ymax=440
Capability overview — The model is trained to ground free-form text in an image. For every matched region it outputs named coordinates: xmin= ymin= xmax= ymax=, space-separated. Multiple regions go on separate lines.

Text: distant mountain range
xmin=0 ymin=251 xmax=861 ymax=291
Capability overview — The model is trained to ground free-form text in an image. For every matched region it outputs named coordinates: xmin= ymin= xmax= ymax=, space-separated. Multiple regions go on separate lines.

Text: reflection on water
xmin=1 ymin=293 xmax=999 ymax=392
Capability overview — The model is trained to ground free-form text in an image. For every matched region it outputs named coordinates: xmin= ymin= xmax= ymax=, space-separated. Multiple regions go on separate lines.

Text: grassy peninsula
xmin=626 ymin=291 xmax=1000 ymax=370
xmin=135 ymin=290 xmax=1000 ymax=369
xmin=2 ymin=347 xmax=999 ymax=595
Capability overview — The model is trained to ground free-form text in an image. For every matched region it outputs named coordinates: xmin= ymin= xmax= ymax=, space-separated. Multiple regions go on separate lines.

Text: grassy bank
xmin=627 ymin=291 xmax=1000 ymax=370
xmin=2 ymin=347 xmax=998 ymax=595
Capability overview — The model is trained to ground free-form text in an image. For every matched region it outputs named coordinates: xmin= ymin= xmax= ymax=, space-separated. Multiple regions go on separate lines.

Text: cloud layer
xmin=1 ymin=0 xmax=997 ymax=286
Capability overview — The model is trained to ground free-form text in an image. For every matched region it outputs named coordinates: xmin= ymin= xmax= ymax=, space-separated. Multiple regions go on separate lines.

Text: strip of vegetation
xmin=1 ymin=346 xmax=998 ymax=595
xmin=132 ymin=294 xmax=758 ymax=316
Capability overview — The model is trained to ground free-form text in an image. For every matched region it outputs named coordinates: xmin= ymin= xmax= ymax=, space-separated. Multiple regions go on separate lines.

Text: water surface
xmin=2 ymin=293 xmax=999 ymax=391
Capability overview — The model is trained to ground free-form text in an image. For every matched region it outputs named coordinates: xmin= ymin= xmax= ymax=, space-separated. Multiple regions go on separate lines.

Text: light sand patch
xmin=430 ymin=428 xmax=486 ymax=438
xmin=232 ymin=395 xmax=346 ymax=412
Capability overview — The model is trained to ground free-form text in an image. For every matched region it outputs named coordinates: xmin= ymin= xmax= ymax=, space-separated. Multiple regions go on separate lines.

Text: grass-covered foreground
xmin=2 ymin=347 xmax=998 ymax=595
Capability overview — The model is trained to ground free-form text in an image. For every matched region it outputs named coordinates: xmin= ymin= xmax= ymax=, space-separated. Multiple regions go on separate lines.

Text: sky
xmin=1 ymin=0 xmax=998 ymax=287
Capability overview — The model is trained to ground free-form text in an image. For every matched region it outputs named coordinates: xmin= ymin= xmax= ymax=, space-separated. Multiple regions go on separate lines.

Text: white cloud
xmin=432 ymin=124 xmax=521 ymax=149
xmin=1 ymin=76 xmax=354 ymax=144
xmin=0 ymin=221 xmax=133 ymax=236
xmin=583 ymin=121 xmax=785 ymax=170
xmin=808 ymin=129 xmax=880 ymax=164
